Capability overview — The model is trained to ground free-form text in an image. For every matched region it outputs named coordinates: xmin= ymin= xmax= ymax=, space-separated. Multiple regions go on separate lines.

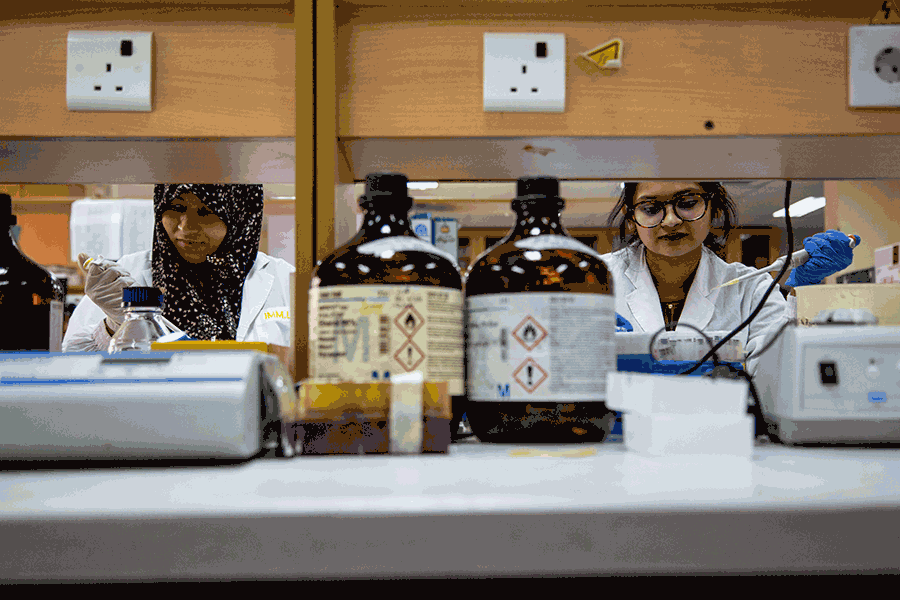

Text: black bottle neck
xmin=1 ymin=225 xmax=21 ymax=259
xmin=504 ymin=201 xmax=567 ymax=242
xmin=353 ymin=202 xmax=416 ymax=242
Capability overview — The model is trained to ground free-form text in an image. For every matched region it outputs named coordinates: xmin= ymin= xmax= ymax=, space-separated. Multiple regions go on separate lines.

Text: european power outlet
xmin=849 ymin=25 xmax=900 ymax=107
xmin=66 ymin=31 xmax=153 ymax=112
xmin=483 ymin=33 xmax=565 ymax=113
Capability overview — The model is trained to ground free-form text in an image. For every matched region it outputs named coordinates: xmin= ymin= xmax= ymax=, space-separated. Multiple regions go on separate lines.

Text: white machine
xmin=0 ymin=351 xmax=298 ymax=461
xmin=754 ymin=321 xmax=900 ymax=445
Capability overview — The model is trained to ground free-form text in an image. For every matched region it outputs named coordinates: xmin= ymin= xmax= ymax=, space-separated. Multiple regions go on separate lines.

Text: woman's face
xmin=161 ymin=193 xmax=228 ymax=264
xmin=631 ymin=181 xmax=713 ymax=258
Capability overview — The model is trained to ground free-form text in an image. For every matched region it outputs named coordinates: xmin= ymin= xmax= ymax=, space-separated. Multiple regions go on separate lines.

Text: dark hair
xmin=605 ymin=182 xmax=738 ymax=258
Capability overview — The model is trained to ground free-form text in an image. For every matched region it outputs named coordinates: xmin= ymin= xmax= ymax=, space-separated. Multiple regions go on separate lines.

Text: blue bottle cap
xmin=122 ymin=286 xmax=164 ymax=307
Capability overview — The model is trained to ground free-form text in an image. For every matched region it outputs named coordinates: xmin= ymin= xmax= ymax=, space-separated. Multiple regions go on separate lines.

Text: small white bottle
xmin=108 ymin=286 xmax=174 ymax=353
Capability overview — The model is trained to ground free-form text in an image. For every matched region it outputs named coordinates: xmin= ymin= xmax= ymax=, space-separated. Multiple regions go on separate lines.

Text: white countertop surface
xmin=2 ymin=440 xmax=899 ymax=580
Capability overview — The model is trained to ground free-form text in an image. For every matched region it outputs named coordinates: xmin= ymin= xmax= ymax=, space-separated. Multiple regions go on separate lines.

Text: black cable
xmin=736 ymin=367 xmax=768 ymax=439
xmin=679 ymin=180 xmax=796 ymax=375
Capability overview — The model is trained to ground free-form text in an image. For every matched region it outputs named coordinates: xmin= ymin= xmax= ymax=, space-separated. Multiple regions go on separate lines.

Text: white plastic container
xmin=874 ymin=242 xmax=900 ymax=284
xmin=69 ymin=198 xmax=154 ymax=262
xmin=607 ymin=371 xmax=753 ymax=457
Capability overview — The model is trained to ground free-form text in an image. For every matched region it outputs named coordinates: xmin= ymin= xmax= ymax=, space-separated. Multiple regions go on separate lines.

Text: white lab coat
xmin=600 ymin=244 xmax=795 ymax=376
xmin=63 ymin=250 xmax=296 ymax=352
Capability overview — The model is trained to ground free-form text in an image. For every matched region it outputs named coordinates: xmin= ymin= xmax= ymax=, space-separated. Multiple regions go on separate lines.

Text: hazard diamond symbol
xmin=512 ymin=316 xmax=548 ymax=351
xmin=512 ymin=358 xmax=548 ymax=393
xmin=394 ymin=339 xmax=425 ymax=372
xmin=395 ymin=305 xmax=424 ymax=339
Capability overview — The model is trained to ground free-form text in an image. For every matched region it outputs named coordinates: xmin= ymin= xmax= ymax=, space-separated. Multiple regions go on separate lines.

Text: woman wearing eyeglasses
xmin=603 ymin=181 xmax=856 ymax=376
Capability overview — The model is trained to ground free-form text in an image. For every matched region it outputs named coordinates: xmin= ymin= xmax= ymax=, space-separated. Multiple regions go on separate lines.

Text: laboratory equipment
xmin=606 ymin=370 xmax=754 ymax=456
xmin=1 ymin=194 xmax=66 ymax=352
xmin=69 ymin=198 xmax=153 ymax=263
xmin=309 ymin=173 xmax=465 ymax=428
xmin=108 ymin=286 xmax=174 ymax=352
xmin=754 ymin=322 xmax=900 ymax=445
xmin=714 ymin=234 xmax=860 ymax=290
xmin=0 ymin=351 xmax=298 ymax=461
xmin=464 ymin=175 xmax=616 ymax=443
xmin=875 ymin=241 xmax=900 ymax=283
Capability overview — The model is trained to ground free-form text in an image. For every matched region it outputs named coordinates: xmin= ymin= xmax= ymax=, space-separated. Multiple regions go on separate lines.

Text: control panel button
xmin=819 ymin=361 xmax=839 ymax=386
xmin=869 ymin=391 xmax=887 ymax=404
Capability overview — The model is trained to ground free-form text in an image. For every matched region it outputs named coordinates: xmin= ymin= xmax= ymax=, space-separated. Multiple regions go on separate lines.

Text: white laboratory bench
xmin=1 ymin=438 xmax=899 ymax=581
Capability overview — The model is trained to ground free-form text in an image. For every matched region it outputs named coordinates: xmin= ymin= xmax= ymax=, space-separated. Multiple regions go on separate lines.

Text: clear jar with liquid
xmin=108 ymin=286 xmax=173 ymax=353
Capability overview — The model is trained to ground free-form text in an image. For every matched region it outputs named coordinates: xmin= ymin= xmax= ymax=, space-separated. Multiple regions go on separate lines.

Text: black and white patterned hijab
xmin=151 ymin=184 xmax=264 ymax=341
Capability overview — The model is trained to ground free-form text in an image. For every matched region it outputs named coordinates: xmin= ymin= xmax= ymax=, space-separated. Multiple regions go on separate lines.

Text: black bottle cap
xmin=513 ymin=176 xmax=565 ymax=210
xmin=358 ymin=173 xmax=413 ymax=211
xmin=1 ymin=193 xmax=15 ymax=227
xmin=122 ymin=286 xmax=164 ymax=308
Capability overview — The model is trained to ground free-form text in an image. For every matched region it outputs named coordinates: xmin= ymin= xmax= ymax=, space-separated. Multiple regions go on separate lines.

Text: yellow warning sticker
xmin=874 ymin=1 xmax=900 ymax=24
xmin=580 ymin=38 xmax=624 ymax=70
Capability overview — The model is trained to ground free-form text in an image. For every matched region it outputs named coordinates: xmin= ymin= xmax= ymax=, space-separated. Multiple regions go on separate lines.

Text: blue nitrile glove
xmin=786 ymin=230 xmax=859 ymax=288
xmin=616 ymin=313 xmax=634 ymax=332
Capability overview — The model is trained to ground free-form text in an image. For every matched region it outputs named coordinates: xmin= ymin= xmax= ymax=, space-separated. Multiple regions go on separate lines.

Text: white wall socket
xmin=849 ymin=25 xmax=900 ymax=107
xmin=483 ymin=33 xmax=565 ymax=113
xmin=66 ymin=31 xmax=153 ymax=112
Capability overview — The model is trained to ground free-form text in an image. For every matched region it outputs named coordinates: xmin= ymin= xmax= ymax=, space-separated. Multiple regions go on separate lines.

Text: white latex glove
xmin=77 ymin=253 xmax=136 ymax=332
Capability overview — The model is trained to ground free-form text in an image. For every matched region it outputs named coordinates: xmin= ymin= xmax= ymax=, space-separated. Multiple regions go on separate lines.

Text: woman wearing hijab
xmin=63 ymin=184 xmax=295 ymax=351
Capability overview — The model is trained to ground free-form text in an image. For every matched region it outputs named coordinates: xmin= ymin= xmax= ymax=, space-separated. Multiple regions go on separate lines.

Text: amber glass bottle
xmin=309 ymin=173 xmax=465 ymax=409
xmin=464 ymin=176 xmax=617 ymax=443
xmin=1 ymin=194 xmax=66 ymax=352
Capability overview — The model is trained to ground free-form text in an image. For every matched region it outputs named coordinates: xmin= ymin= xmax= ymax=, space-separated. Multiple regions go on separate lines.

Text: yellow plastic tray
xmin=150 ymin=340 xmax=269 ymax=351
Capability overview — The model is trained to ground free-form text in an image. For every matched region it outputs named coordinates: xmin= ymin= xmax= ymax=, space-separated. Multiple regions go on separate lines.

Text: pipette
xmin=713 ymin=234 xmax=860 ymax=291
xmin=77 ymin=252 xmax=186 ymax=335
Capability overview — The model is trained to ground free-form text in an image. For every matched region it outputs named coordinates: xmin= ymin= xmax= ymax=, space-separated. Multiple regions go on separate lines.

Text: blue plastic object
xmin=786 ymin=230 xmax=857 ymax=288
xmin=122 ymin=286 xmax=164 ymax=306
xmin=615 ymin=313 xmax=634 ymax=332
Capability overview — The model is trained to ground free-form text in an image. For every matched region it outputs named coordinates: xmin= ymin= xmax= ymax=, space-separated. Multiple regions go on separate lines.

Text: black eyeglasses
xmin=630 ymin=192 xmax=709 ymax=228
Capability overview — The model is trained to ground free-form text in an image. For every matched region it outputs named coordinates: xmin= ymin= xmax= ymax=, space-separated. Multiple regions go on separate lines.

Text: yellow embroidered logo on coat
xmin=264 ymin=309 xmax=290 ymax=320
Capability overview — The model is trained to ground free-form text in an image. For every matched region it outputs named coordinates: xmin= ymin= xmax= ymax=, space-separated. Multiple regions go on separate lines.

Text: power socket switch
xmin=66 ymin=31 xmax=153 ymax=112
xmin=849 ymin=25 xmax=900 ymax=107
xmin=483 ymin=33 xmax=565 ymax=113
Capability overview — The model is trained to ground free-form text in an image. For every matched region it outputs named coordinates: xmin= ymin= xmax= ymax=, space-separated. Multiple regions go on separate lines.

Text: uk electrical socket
xmin=66 ymin=31 xmax=153 ymax=112
xmin=483 ymin=33 xmax=565 ymax=113
xmin=849 ymin=25 xmax=900 ymax=107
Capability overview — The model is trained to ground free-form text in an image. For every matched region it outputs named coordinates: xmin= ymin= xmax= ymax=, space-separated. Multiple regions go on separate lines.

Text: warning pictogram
xmin=512 ymin=358 xmax=548 ymax=393
xmin=394 ymin=339 xmax=425 ymax=372
xmin=395 ymin=305 xmax=424 ymax=339
xmin=512 ymin=316 xmax=548 ymax=351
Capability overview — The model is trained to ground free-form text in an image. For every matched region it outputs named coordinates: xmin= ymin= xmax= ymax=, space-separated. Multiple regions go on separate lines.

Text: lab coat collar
xmin=237 ymin=252 xmax=274 ymax=341
xmin=624 ymin=245 xmax=665 ymax=333
xmin=623 ymin=244 xmax=718 ymax=333
xmin=678 ymin=247 xmax=717 ymax=332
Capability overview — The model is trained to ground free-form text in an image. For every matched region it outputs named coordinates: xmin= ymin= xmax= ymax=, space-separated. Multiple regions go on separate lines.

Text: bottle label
xmin=513 ymin=234 xmax=604 ymax=259
xmin=49 ymin=300 xmax=64 ymax=352
xmin=467 ymin=292 xmax=615 ymax=402
xmin=356 ymin=237 xmax=458 ymax=265
xmin=310 ymin=285 xmax=464 ymax=395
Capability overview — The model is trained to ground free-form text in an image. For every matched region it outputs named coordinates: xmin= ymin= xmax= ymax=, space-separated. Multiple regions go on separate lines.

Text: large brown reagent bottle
xmin=309 ymin=173 xmax=465 ymax=419
xmin=0 ymin=194 xmax=66 ymax=352
xmin=463 ymin=176 xmax=617 ymax=443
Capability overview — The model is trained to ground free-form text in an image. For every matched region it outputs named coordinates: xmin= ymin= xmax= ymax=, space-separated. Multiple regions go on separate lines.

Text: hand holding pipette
xmin=714 ymin=231 xmax=860 ymax=291
xmin=78 ymin=253 xmax=185 ymax=336
xmin=77 ymin=253 xmax=137 ymax=333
